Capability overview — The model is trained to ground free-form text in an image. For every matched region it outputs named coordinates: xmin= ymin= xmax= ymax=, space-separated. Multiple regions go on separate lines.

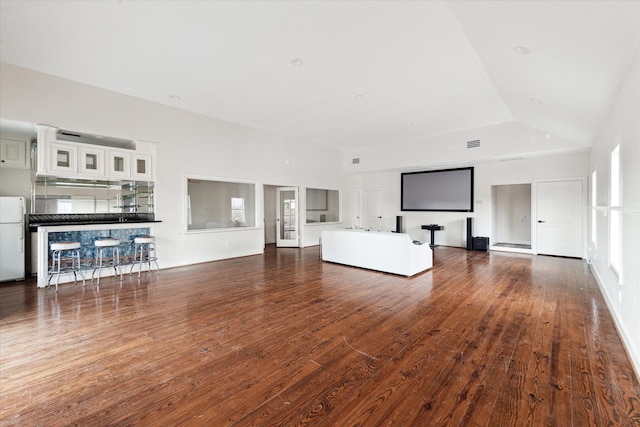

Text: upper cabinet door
xmin=0 ymin=137 xmax=29 ymax=169
xmin=131 ymin=153 xmax=152 ymax=180
xmin=78 ymin=146 xmax=105 ymax=176
xmin=48 ymin=142 xmax=78 ymax=175
xmin=108 ymin=150 xmax=131 ymax=179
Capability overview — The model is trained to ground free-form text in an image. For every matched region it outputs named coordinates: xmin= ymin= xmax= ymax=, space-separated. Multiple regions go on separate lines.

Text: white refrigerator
xmin=0 ymin=196 xmax=26 ymax=281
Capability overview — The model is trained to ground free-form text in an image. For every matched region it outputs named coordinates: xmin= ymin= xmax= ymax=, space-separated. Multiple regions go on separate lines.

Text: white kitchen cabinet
xmin=0 ymin=137 xmax=29 ymax=169
xmin=48 ymin=142 xmax=78 ymax=175
xmin=78 ymin=146 xmax=105 ymax=176
xmin=36 ymin=125 xmax=156 ymax=181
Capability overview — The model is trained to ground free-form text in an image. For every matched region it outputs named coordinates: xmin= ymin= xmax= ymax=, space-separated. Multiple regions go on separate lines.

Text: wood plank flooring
xmin=1 ymin=245 xmax=638 ymax=426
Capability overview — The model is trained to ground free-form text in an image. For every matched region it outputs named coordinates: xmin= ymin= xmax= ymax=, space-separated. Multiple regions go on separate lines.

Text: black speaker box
xmin=395 ymin=216 xmax=403 ymax=233
xmin=466 ymin=217 xmax=474 ymax=250
xmin=473 ymin=237 xmax=490 ymax=251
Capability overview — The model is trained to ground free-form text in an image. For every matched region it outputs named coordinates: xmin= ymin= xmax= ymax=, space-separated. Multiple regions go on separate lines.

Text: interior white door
xmin=536 ymin=180 xmax=583 ymax=257
xmin=350 ymin=190 xmax=361 ymax=228
xmin=362 ymin=190 xmax=383 ymax=231
xmin=263 ymin=185 xmax=277 ymax=245
xmin=276 ymin=187 xmax=299 ymax=247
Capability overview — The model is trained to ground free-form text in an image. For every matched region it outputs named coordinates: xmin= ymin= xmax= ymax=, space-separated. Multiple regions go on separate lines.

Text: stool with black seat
xmin=92 ymin=238 xmax=123 ymax=285
xmin=129 ymin=235 xmax=159 ymax=279
xmin=48 ymin=241 xmax=85 ymax=291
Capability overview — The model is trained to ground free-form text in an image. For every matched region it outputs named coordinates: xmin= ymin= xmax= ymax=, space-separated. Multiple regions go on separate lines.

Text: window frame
xmin=185 ymin=174 xmax=259 ymax=233
xmin=609 ymin=145 xmax=621 ymax=280
xmin=304 ymin=186 xmax=341 ymax=225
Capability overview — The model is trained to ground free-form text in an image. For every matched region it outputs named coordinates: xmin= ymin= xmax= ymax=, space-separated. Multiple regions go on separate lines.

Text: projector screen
xmin=401 ymin=167 xmax=474 ymax=212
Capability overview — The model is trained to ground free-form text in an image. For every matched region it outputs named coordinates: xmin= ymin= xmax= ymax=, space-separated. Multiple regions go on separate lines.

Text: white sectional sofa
xmin=321 ymin=229 xmax=433 ymax=276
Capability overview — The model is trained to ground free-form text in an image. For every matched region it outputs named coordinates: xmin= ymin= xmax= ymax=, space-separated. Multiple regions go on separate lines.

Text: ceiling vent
xmin=352 ymin=158 xmax=360 ymax=164
xmin=466 ymin=139 xmax=480 ymax=149
xmin=56 ymin=129 xmax=136 ymax=150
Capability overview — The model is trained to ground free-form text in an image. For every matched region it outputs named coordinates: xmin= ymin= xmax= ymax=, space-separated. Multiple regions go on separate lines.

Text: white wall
xmin=0 ymin=63 xmax=346 ymax=267
xmin=588 ymin=49 xmax=640 ymax=376
xmin=346 ymin=152 xmax=588 ymax=248
xmin=343 ymin=120 xmax=589 ymax=174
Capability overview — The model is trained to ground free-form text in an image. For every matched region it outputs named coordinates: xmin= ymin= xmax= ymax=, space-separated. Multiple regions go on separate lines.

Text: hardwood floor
xmin=1 ymin=245 xmax=638 ymax=426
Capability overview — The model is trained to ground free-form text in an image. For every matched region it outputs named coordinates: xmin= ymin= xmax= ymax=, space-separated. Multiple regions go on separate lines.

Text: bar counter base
xmin=36 ymin=222 xmax=158 ymax=288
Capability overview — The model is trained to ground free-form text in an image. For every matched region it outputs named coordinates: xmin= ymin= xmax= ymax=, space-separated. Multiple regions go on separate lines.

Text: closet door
xmin=362 ymin=190 xmax=383 ymax=231
xmin=536 ymin=180 xmax=584 ymax=258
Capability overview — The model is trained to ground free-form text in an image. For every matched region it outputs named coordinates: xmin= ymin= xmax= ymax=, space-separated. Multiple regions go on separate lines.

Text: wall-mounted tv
xmin=401 ymin=167 xmax=474 ymax=212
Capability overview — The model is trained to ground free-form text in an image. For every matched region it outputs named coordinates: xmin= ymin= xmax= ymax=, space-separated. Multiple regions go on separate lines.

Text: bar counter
xmin=34 ymin=220 xmax=160 ymax=288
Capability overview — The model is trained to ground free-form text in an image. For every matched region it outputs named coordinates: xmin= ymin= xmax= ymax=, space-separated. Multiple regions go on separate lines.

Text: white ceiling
xmin=1 ymin=0 xmax=638 ymax=150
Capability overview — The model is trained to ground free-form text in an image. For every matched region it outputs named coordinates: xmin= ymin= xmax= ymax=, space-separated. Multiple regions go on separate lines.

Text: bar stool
xmin=92 ymin=238 xmax=122 ymax=285
xmin=129 ymin=235 xmax=159 ymax=279
xmin=48 ymin=241 xmax=85 ymax=291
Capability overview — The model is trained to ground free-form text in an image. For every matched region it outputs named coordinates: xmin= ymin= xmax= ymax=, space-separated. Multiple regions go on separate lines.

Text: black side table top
xmin=421 ymin=224 xmax=444 ymax=231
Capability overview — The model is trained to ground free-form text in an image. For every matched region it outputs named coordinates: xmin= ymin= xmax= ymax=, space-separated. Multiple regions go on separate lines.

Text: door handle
xmin=538 ymin=220 xmax=545 ymax=223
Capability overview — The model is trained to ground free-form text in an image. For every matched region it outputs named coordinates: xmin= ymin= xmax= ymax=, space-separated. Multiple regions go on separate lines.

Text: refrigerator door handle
xmin=19 ymin=224 xmax=24 ymax=253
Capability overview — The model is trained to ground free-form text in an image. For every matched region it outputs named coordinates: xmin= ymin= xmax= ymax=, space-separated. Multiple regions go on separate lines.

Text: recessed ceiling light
xmin=513 ymin=46 xmax=531 ymax=55
xmin=530 ymin=98 xmax=543 ymax=104
xmin=169 ymin=94 xmax=181 ymax=100
xmin=290 ymin=58 xmax=304 ymax=66
xmin=355 ymin=94 xmax=365 ymax=100
xmin=406 ymin=121 xmax=415 ymax=126
xmin=254 ymin=120 xmax=262 ymax=124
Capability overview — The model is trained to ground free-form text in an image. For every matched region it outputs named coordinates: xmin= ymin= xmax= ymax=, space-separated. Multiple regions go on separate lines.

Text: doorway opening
xmin=263 ymin=185 xmax=300 ymax=248
xmin=491 ymin=184 xmax=532 ymax=252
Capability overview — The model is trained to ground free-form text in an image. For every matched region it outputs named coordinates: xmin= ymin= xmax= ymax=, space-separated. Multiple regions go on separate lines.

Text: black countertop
xmin=28 ymin=214 xmax=160 ymax=230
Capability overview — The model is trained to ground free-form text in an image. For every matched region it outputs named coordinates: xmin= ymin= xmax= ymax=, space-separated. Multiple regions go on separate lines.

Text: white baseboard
xmin=589 ymin=264 xmax=640 ymax=380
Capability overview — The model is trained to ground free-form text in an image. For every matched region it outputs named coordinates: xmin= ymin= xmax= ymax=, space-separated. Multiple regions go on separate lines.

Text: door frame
xmin=490 ymin=183 xmax=533 ymax=254
xmin=263 ymin=182 xmax=303 ymax=248
xmin=532 ymin=177 xmax=587 ymax=258
xmin=276 ymin=187 xmax=300 ymax=247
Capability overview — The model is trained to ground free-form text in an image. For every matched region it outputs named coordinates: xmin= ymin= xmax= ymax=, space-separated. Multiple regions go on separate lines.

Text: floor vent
xmin=352 ymin=158 xmax=360 ymax=164
xmin=467 ymin=139 xmax=480 ymax=148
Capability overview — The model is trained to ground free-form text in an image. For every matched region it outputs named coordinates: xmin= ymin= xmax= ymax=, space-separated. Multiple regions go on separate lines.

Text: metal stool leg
xmin=48 ymin=249 xmax=61 ymax=291
xmin=92 ymin=247 xmax=103 ymax=285
xmin=48 ymin=243 xmax=84 ymax=291
xmin=129 ymin=240 xmax=159 ymax=279
xmin=73 ymin=249 xmax=86 ymax=286
xmin=92 ymin=243 xmax=122 ymax=285
xmin=114 ymin=247 xmax=123 ymax=282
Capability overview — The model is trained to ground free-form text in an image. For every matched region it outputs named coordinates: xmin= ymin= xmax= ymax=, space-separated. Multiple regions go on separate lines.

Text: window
xmin=283 ymin=198 xmax=296 ymax=238
xmin=305 ymin=188 xmax=340 ymax=223
xmin=609 ymin=145 xmax=621 ymax=278
xmin=56 ymin=199 xmax=73 ymax=214
xmin=591 ymin=170 xmax=597 ymax=248
xmin=231 ymin=197 xmax=246 ymax=223
xmin=187 ymin=178 xmax=256 ymax=230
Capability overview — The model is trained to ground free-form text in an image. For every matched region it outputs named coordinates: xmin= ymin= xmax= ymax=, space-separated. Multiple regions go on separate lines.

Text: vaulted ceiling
xmin=1 ymin=1 xmax=638 ymax=150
